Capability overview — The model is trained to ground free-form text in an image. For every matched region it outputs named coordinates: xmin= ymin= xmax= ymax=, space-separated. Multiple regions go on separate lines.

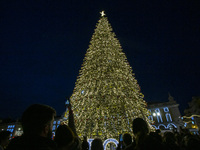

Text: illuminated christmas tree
xmin=70 ymin=11 xmax=151 ymax=139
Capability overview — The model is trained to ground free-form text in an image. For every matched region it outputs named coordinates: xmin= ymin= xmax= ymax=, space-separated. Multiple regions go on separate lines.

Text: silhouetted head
xmin=54 ymin=124 xmax=75 ymax=149
xmin=163 ymin=132 xmax=176 ymax=144
xmin=123 ymin=133 xmax=132 ymax=146
xmin=21 ymin=104 xmax=56 ymax=138
xmin=91 ymin=138 xmax=103 ymax=150
xmin=83 ymin=136 xmax=87 ymax=140
xmin=132 ymin=118 xmax=149 ymax=135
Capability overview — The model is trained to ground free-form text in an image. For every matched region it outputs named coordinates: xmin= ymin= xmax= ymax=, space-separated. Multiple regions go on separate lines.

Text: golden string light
xmin=69 ymin=12 xmax=152 ymax=139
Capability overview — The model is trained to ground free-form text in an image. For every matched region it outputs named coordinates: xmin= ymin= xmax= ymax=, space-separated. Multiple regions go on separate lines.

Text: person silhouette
xmin=54 ymin=124 xmax=75 ymax=150
xmin=7 ymin=104 xmax=57 ymax=150
xmin=82 ymin=136 xmax=89 ymax=150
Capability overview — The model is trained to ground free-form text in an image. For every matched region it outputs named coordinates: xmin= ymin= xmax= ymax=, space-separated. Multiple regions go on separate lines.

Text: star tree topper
xmin=100 ymin=11 xmax=106 ymax=17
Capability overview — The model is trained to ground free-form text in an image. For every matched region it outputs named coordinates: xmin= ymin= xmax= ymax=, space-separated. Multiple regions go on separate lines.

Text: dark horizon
xmin=0 ymin=1 xmax=199 ymax=119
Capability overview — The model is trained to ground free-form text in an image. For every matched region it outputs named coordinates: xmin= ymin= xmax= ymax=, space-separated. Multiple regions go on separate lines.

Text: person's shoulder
xmin=7 ymin=135 xmax=57 ymax=150
xmin=6 ymin=136 xmax=24 ymax=150
xmin=143 ymin=135 xmax=164 ymax=149
xmin=124 ymin=142 xmax=136 ymax=150
xmin=35 ymin=136 xmax=57 ymax=150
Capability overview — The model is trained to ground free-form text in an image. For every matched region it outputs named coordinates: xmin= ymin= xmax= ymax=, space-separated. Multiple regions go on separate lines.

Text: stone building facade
xmin=147 ymin=94 xmax=184 ymax=132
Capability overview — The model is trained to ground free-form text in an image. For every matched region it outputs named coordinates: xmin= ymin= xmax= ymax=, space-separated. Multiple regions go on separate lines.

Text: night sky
xmin=1 ymin=1 xmax=200 ymax=119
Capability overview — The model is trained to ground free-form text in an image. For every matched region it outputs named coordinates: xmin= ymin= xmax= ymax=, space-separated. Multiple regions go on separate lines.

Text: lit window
xmin=155 ymin=109 xmax=163 ymax=123
xmin=53 ymin=125 xmax=56 ymax=130
xmin=163 ymin=107 xmax=169 ymax=112
xmin=148 ymin=115 xmax=153 ymax=121
xmin=53 ymin=121 xmax=56 ymax=124
xmin=166 ymin=113 xmax=172 ymax=122
xmin=57 ymin=121 xmax=60 ymax=124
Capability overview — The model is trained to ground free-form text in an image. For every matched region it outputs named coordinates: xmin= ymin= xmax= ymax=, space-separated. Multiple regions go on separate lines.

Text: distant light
xmin=18 ymin=128 xmax=21 ymax=131
xmin=153 ymin=113 xmax=156 ymax=116
xmin=191 ymin=117 xmax=194 ymax=120
xmin=192 ymin=121 xmax=194 ymax=124
xmin=81 ymin=90 xmax=84 ymax=94
xmin=157 ymin=112 xmax=160 ymax=116
xmin=65 ymin=100 xmax=69 ymax=105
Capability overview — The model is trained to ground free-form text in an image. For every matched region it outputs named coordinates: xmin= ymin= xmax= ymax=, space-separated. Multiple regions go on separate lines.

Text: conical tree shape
xmin=70 ymin=12 xmax=151 ymax=139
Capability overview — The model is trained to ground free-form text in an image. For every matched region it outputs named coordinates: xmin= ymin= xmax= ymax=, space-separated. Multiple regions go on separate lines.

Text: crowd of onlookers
xmin=118 ymin=123 xmax=200 ymax=150
xmin=0 ymin=104 xmax=200 ymax=150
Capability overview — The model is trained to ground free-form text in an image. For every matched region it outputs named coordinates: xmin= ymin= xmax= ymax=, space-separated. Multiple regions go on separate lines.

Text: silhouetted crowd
xmin=117 ymin=118 xmax=200 ymax=150
xmin=0 ymin=104 xmax=199 ymax=150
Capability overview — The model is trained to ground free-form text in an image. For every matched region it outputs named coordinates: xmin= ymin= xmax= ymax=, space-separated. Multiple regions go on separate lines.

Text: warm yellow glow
xmin=192 ymin=125 xmax=198 ymax=129
xmin=100 ymin=10 xmax=106 ymax=17
xmin=69 ymin=13 xmax=152 ymax=139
